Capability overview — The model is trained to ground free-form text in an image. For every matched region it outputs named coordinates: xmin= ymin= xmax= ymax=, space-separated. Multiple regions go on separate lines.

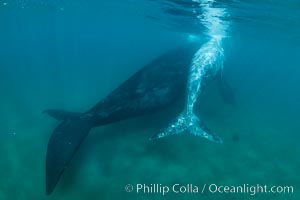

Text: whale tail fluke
xmin=43 ymin=109 xmax=82 ymax=121
xmin=150 ymin=112 xmax=223 ymax=143
xmin=44 ymin=110 xmax=94 ymax=195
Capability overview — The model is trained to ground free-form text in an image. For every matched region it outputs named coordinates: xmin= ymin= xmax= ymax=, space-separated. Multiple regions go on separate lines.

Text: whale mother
xmin=44 ymin=43 xmax=233 ymax=195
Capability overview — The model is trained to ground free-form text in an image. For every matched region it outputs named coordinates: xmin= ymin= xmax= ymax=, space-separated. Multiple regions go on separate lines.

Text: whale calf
xmin=150 ymin=0 xmax=230 ymax=142
xmin=150 ymin=39 xmax=225 ymax=142
xmin=44 ymin=43 xmax=234 ymax=195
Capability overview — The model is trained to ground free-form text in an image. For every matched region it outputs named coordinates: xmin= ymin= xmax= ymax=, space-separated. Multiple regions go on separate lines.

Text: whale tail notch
xmin=150 ymin=112 xmax=223 ymax=143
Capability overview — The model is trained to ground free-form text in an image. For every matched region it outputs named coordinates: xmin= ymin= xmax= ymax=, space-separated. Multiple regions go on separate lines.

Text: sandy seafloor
xmin=0 ymin=1 xmax=300 ymax=200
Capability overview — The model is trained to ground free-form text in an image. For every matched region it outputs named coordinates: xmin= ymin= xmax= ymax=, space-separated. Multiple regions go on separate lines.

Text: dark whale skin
xmin=44 ymin=44 xmax=199 ymax=195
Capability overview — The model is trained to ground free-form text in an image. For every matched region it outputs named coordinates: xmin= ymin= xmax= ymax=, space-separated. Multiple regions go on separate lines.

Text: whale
xmin=44 ymin=43 xmax=234 ymax=195
xmin=150 ymin=0 xmax=230 ymax=142
xmin=150 ymin=39 xmax=225 ymax=142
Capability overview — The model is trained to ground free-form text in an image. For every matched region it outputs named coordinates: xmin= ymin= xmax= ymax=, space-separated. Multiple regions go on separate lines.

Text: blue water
xmin=0 ymin=0 xmax=299 ymax=199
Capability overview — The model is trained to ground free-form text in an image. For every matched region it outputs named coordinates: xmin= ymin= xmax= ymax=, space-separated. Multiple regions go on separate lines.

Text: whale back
xmin=86 ymin=44 xmax=200 ymax=125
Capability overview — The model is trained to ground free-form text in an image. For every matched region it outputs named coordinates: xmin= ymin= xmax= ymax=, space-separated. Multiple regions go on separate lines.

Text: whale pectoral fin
xmin=150 ymin=114 xmax=188 ymax=140
xmin=188 ymin=115 xmax=223 ymax=143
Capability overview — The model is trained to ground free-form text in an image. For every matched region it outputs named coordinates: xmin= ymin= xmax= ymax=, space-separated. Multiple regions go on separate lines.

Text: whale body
xmin=150 ymin=0 xmax=230 ymax=143
xmin=44 ymin=43 xmax=233 ymax=195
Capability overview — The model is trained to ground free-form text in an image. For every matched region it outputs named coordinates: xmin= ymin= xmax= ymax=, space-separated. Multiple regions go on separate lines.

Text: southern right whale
xmin=150 ymin=38 xmax=225 ymax=142
xmin=44 ymin=42 xmax=234 ymax=195
xmin=150 ymin=0 xmax=230 ymax=142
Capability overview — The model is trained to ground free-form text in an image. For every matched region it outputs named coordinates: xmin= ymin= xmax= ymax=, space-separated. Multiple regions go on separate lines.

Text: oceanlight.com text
xmin=124 ymin=183 xmax=294 ymax=196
